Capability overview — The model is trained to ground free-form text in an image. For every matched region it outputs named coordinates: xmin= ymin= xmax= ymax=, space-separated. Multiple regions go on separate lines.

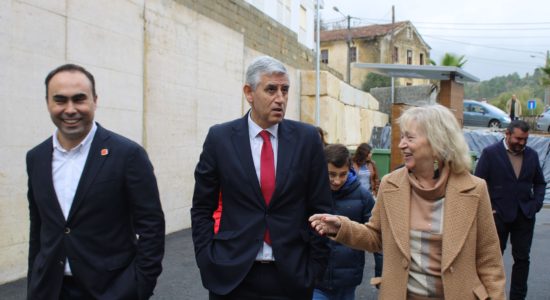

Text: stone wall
xmin=301 ymin=71 xmax=389 ymax=145
xmin=370 ymin=84 xmax=438 ymax=117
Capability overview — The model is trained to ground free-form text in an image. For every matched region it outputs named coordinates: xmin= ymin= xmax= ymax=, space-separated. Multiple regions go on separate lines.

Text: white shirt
xmin=52 ymin=122 xmax=97 ymax=274
xmin=248 ymin=113 xmax=278 ymax=261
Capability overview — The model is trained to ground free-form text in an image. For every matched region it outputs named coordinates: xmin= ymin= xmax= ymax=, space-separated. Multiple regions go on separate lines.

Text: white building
xmin=244 ymin=0 xmax=321 ymax=49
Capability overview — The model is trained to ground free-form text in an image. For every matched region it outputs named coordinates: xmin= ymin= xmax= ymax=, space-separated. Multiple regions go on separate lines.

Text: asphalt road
xmin=2 ymin=207 xmax=550 ymax=299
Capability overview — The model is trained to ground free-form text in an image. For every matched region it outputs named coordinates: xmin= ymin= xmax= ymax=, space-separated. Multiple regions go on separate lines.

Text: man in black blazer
xmin=26 ymin=64 xmax=165 ymax=299
xmin=191 ymin=56 xmax=332 ymax=299
xmin=475 ymin=120 xmax=546 ymax=300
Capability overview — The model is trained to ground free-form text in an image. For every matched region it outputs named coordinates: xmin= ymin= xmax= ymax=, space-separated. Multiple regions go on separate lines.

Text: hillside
xmin=465 ymin=68 xmax=548 ymax=114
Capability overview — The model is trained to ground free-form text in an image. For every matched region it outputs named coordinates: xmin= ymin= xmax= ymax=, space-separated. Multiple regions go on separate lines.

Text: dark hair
xmin=352 ymin=143 xmax=372 ymax=166
xmin=45 ymin=64 xmax=97 ymax=98
xmin=324 ymin=144 xmax=350 ymax=168
xmin=507 ymin=120 xmax=530 ymax=133
xmin=317 ymin=126 xmax=328 ymax=146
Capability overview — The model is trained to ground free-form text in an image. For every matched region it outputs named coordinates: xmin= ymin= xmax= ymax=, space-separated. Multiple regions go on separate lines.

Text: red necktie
xmin=259 ymin=130 xmax=275 ymax=244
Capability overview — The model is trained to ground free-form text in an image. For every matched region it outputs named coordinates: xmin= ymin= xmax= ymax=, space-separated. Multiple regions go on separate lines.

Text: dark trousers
xmin=494 ymin=209 xmax=536 ymax=300
xmin=373 ymin=252 xmax=383 ymax=278
xmin=209 ymin=262 xmax=312 ymax=300
xmin=60 ymin=276 xmax=94 ymax=300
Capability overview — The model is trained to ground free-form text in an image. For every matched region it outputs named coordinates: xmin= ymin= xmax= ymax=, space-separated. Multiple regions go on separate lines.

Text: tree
xmin=361 ymin=72 xmax=392 ymax=92
xmin=539 ymin=58 xmax=550 ymax=87
xmin=440 ymin=53 xmax=467 ymax=67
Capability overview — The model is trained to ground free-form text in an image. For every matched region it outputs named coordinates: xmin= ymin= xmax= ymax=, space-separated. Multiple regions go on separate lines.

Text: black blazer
xmin=475 ymin=140 xmax=546 ymax=222
xmin=26 ymin=124 xmax=165 ymax=300
xmin=191 ymin=114 xmax=332 ymax=297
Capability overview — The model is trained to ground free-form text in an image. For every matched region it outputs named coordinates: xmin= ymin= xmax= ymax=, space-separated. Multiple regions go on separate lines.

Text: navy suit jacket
xmin=191 ymin=114 xmax=332 ymax=297
xmin=474 ymin=140 xmax=546 ymax=222
xmin=26 ymin=124 xmax=165 ymax=300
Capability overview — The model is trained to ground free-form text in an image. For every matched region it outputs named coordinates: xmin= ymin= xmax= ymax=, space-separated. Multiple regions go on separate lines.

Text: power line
xmin=423 ymin=35 xmax=550 ymax=39
xmin=424 ymin=35 xmax=547 ymax=55
xmin=417 ymin=26 xmax=550 ymax=31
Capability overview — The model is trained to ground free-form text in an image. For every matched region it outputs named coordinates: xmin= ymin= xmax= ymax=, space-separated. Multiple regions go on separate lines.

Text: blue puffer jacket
xmin=316 ymin=169 xmax=375 ymax=290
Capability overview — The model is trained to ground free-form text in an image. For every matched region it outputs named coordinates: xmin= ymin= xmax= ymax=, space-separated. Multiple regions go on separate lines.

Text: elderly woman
xmin=310 ymin=104 xmax=505 ymax=300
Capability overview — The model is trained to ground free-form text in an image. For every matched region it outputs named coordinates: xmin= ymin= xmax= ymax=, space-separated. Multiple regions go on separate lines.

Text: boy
xmin=313 ymin=144 xmax=375 ymax=300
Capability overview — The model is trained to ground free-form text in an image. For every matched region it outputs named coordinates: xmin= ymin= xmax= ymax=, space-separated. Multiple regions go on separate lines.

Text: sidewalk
xmin=3 ymin=208 xmax=550 ymax=299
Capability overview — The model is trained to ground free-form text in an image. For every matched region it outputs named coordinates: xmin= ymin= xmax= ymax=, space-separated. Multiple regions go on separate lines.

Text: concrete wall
xmin=301 ymin=71 xmax=388 ymax=145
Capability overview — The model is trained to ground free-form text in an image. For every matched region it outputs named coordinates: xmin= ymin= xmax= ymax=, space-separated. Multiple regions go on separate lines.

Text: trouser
xmin=60 ymin=276 xmax=94 ymax=300
xmin=209 ymin=262 xmax=312 ymax=300
xmin=494 ymin=209 xmax=536 ymax=300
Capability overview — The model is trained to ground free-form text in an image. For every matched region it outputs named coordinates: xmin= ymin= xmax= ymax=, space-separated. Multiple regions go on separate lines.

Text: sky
xmin=320 ymin=0 xmax=550 ymax=81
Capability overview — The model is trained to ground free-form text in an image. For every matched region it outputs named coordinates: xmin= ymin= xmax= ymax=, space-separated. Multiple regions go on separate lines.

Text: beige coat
xmin=334 ymin=168 xmax=505 ymax=299
xmin=506 ymin=98 xmax=522 ymax=117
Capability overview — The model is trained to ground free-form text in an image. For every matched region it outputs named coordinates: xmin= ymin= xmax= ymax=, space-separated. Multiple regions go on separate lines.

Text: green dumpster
xmin=371 ymin=149 xmax=391 ymax=178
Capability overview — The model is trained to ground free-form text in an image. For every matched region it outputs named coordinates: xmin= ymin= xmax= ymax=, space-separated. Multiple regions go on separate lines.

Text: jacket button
xmin=449 ymin=266 xmax=455 ymax=273
xmin=59 ymin=260 xmax=64 ymax=266
xmin=401 ymin=258 xmax=409 ymax=269
xmin=64 ymin=227 xmax=71 ymax=234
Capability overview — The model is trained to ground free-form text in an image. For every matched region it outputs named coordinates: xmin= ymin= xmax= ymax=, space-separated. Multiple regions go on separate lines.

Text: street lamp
xmin=333 ymin=6 xmax=352 ymax=84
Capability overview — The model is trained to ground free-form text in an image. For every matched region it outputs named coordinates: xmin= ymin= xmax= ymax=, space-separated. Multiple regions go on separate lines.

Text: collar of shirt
xmin=52 ymin=122 xmax=98 ymax=154
xmin=502 ymin=138 xmax=524 ymax=156
xmin=247 ymin=112 xmax=278 ymax=140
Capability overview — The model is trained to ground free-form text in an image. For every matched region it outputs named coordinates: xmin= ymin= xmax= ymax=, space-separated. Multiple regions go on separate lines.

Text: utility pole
xmin=333 ymin=6 xmax=352 ymax=84
xmin=346 ymin=15 xmax=351 ymax=84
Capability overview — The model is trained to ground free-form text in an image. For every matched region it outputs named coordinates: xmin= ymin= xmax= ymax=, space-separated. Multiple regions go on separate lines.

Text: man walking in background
xmin=191 ymin=56 xmax=332 ymax=299
xmin=475 ymin=120 xmax=546 ymax=300
xmin=506 ymin=94 xmax=522 ymax=120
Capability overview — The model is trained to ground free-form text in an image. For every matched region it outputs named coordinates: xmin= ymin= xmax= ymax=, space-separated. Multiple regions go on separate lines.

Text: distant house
xmin=320 ymin=21 xmax=431 ymax=88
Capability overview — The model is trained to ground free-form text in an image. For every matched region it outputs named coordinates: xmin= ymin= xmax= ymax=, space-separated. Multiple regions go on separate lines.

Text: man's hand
xmin=309 ymin=214 xmax=341 ymax=237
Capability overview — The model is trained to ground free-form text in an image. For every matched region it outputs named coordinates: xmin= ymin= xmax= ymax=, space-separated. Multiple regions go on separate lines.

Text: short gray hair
xmin=245 ymin=56 xmax=288 ymax=90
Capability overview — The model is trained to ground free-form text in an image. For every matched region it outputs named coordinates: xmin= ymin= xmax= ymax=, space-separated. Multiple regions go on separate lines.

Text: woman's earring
xmin=433 ymin=159 xmax=440 ymax=179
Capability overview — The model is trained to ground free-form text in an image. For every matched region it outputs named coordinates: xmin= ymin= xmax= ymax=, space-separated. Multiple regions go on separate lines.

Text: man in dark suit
xmin=26 ymin=64 xmax=165 ymax=299
xmin=475 ymin=120 xmax=546 ymax=300
xmin=191 ymin=56 xmax=332 ymax=300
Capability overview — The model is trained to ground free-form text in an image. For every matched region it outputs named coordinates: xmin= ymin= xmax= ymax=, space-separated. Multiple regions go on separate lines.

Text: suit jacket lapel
xmin=383 ymin=168 xmax=411 ymax=260
xmin=441 ymin=173 xmax=478 ymax=271
xmin=231 ymin=115 xmax=264 ymax=203
xmin=272 ymin=120 xmax=296 ymax=205
xmin=67 ymin=125 xmax=110 ymax=222
xmin=37 ymin=139 xmax=66 ymax=221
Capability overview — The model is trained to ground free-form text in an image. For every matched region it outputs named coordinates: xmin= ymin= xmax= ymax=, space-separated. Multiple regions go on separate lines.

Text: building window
xmin=321 ymin=49 xmax=328 ymax=64
xmin=420 ymin=53 xmax=424 ymax=65
xmin=407 ymin=27 xmax=412 ymax=39
xmin=298 ymin=5 xmax=307 ymax=44
xmin=407 ymin=50 xmax=413 ymax=64
xmin=393 ymin=47 xmax=399 ymax=63
xmin=349 ymin=46 xmax=357 ymax=62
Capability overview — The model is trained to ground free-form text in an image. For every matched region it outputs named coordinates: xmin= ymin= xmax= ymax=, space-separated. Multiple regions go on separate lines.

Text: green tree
xmin=440 ymin=53 xmax=467 ymax=67
xmin=361 ymin=72 xmax=392 ymax=92
xmin=539 ymin=58 xmax=550 ymax=87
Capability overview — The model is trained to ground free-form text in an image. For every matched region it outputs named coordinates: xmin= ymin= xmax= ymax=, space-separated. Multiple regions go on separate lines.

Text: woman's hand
xmin=309 ymin=214 xmax=342 ymax=237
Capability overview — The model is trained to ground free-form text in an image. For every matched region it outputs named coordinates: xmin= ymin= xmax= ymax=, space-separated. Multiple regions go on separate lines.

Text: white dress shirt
xmin=52 ymin=122 xmax=97 ymax=274
xmin=248 ymin=113 xmax=278 ymax=261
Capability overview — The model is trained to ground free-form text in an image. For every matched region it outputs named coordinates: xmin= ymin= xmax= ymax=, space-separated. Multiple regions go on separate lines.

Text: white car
xmin=536 ymin=110 xmax=550 ymax=132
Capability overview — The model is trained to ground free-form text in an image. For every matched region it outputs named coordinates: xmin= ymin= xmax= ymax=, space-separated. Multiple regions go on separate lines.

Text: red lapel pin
xmin=101 ymin=148 xmax=109 ymax=156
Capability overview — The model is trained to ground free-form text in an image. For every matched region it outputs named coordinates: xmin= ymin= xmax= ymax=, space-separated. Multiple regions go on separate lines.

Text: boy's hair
xmin=324 ymin=144 xmax=350 ymax=168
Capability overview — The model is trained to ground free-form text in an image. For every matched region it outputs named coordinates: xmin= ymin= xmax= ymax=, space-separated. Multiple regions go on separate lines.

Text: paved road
xmin=3 ymin=207 xmax=550 ymax=299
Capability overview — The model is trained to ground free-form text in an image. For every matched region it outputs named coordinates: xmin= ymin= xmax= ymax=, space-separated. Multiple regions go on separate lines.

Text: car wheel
xmin=488 ymin=120 xmax=501 ymax=129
